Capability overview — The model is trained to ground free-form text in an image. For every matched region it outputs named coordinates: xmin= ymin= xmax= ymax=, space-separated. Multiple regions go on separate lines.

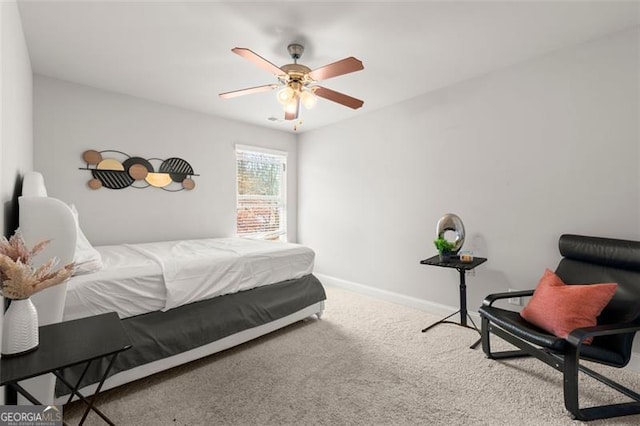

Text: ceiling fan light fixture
xmin=300 ymin=89 xmax=317 ymax=110
xmin=284 ymin=97 xmax=299 ymax=114
xmin=277 ymin=86 xmax=295 ymax=105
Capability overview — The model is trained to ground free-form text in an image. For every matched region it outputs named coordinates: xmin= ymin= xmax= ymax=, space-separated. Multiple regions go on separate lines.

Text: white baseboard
xmin=316 ymin=273 xmax=640 ymax=372
xmin=316 ymin=273 xmax=482 ymax=325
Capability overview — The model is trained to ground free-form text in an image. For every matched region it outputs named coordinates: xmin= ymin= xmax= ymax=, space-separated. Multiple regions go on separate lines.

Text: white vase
xmin=2 ymin=298 xmax=39 ymax=357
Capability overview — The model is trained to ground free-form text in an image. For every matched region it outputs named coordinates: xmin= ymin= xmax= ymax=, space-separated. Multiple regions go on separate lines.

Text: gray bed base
xmin=55 ymin=274 xmax=326 ymax=398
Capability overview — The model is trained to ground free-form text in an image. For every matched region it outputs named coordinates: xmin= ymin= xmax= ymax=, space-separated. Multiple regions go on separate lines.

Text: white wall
xmin=298 ymin=28 xmax=640 ymax=313
xmin=1 ymin=3 xmax=3 ymax=229
xmin=1 ymin=0 xmax=34 ymax=403
xmin=34 ymin=76 xmax=297 ymax=245
xmin=1 ymin=0 xmax=33 ymax=236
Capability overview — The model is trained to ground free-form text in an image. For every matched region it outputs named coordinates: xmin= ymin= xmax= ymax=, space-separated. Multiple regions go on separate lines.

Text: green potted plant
xmin=434 ymin=237 xmax=455 ymax=262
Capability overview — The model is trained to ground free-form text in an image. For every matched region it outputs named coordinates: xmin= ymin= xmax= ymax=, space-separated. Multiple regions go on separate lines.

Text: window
xmin=236 ymin=145 xmax=287 ymax=241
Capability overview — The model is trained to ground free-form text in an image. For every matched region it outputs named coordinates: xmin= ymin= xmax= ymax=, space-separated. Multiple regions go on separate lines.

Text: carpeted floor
xmin=65 ymin=286 xmax=640 ymax=425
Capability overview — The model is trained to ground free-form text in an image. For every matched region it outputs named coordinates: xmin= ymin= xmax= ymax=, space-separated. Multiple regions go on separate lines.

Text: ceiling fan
xmin=219 ymin=43 xmax=364 ymax=121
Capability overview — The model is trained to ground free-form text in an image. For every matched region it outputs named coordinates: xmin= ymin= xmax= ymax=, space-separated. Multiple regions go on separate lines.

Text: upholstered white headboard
xmin=19 ymin=171 xmax=76 ymax=326
xmin=21 ymin=171 xmax=48 ymax=198
xmin=16 ymin=171 xmax=77 ymax=404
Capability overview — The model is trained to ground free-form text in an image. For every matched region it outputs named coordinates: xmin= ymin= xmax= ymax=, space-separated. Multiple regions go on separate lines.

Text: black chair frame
xmin=481 ymin=290 xmax=640 ymax=421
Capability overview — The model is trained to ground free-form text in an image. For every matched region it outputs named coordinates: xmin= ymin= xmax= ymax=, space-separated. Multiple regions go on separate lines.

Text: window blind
xmin=236 ymin=147 xmax=287 ymax=240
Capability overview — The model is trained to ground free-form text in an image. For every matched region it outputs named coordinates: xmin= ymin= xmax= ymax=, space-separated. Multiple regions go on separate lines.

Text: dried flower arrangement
xmin=0 ymin=231 xmax=73 ymax=300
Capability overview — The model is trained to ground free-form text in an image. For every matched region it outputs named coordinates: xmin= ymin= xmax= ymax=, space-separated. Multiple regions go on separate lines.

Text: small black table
xmin=419 ymin=255 xmax=487 ymax=349
xmin=0 ymin=312 xmax=131 ymax=425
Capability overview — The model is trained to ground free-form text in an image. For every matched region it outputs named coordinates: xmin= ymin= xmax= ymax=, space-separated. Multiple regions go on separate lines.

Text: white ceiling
xmin=17 ymin=1 xmax=640 ymax=133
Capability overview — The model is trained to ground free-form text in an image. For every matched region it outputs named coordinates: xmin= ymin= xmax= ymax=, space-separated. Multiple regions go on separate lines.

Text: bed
xmin=16 ymin=171 xmax=326 ymax=405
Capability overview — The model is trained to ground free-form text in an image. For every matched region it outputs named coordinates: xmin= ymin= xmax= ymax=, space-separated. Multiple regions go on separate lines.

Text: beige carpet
xmin=65 ymin=286 xmax=640 ymax=425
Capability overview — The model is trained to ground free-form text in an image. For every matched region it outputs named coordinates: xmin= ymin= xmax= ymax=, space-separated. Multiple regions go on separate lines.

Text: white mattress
xmin=63 ymin=238 xmax=315 ymax=321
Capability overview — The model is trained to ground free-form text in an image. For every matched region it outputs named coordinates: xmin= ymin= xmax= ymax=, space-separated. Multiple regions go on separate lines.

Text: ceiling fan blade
xmin=308 ymin=57 xmax=364 ymax=82
xmin=313 ymin=86 xmax=364 ymax=110
xmin=284 ymin=98 xmax=300 ymax=121
xmin=219 ymin=84 xmax=279 ymax=99
xmin=232 ymin=47 xmax=286 ymax=77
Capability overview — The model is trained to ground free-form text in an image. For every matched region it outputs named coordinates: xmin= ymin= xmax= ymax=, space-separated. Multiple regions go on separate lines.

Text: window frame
xmin=235 ymin=144 xmax=288 ymax=241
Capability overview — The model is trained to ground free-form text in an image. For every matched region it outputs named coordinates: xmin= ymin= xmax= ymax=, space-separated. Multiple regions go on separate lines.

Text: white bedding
xmin=63 ymin=238 xmax=315 ymax=321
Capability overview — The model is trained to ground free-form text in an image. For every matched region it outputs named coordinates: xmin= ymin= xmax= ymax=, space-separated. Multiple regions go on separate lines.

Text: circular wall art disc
xmin=145 ymin=172 xmax=172 ymax=188
xmin=91 ymin=169 xmax=134 ymax=189
xmin=88 ymin=178 xmax=102 ymax=190
xmin=82 ymin=150 xmax=103 ymax=165
xmin=97 ymin=159 xmax=125 ymax=171
xmin=159 ymin=158 xmax=194 ymax=182
xmin=128 ymin=164 xmax=150 ymax=180
xmin=123 ymin=157 xmax=153 ymax=176
xmin=182 ymin=178 xmax=195 ymax=190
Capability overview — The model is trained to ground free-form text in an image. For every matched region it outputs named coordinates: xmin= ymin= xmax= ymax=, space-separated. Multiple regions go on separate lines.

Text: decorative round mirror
xmin=436 ymin=213 xmax=465 ymax=254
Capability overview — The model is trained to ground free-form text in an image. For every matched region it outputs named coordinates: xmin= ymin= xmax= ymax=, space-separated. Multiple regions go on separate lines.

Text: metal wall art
xmin=436 ymin=213 xmax=465 ymax=254
xmin=80 ymin=150 xmax=199 ymax=191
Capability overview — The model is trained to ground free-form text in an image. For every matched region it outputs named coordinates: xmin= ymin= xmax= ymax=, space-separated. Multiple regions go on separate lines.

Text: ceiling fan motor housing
xmin=280 ymin=63 xmax=312 ymax=84
xmin=287 ymin=43 xmax=304 ymax=61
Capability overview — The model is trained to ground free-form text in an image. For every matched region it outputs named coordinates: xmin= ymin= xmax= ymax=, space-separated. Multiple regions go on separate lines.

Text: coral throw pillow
xmin=520 ymin=269 xmax=617 ymax=344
